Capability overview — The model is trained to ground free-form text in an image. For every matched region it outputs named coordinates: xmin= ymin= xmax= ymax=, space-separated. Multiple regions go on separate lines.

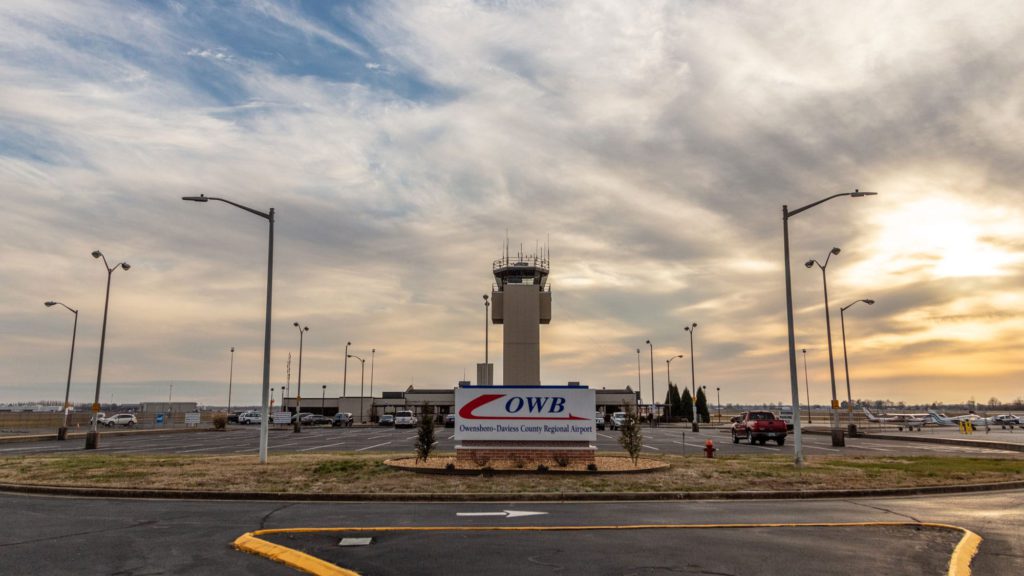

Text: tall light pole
xmin=806 ymin=246 xmax=843 ymax=446
xmin=645 ymin=340 xmax=655 ymax=426
xmin=321 ymin=384 xmax=326 ymax=415
xmin=716 ymin=386 xmax=721 ymax=424
xmin=349 ymin=354 xmax=365 ymax=422
xmin=87 ymin=251 xmax=130 ymax=450
xmin=183 ymin=194 xmax=274 ymax=464
xmin=370 ymin=348 xmax=376 ymax=401
xmin=684 ymin=323 xmax=699 ymax=431
xmin=45 ymin=301 xmax=78 ymax=440
xmin=227 ymin=347 xmax=235 ymax=415
xmin=293 ymin=322 xmax=308 ymax=433
xmin=343 ymin=341 xmax=351 ymax=397
xmin=635 ymin=348 xmax=641 ymax=397
xmin=782 ymin=190 xmax=876 ymax=465
xmin=666 ymin=354 xmax=683 ymax=421
xmin=841 ymin=298 xmax=875 ymax=431
xmin=483 ymin=294 xmax=490 ymax=385
xmin=802 ymin=348 xmax=812 ymax=424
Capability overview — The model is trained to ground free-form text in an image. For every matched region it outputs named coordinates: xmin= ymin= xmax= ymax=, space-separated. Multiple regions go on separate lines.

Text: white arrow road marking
xmin=457 ymin=510 xmax=548 ymax=518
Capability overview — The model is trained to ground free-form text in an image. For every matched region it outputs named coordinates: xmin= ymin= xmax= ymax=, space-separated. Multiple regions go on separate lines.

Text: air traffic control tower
xmin=490 ymin=249 xmax=551 ymax=386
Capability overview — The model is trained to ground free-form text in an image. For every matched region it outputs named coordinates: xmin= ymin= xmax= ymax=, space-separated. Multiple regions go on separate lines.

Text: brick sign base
xmin=456 ymin=440 xmax=596 ymax=466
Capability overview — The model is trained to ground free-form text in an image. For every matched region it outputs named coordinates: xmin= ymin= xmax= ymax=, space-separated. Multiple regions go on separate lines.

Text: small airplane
xmin=861 ymin=407 xmax=928 ymax=431
xmin=927 ymin=410 xmax=1006 ymax=428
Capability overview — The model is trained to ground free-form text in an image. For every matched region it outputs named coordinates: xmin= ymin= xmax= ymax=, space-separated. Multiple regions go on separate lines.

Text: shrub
xmin=470 ymin=452 xmax=490 ymax=467
xmin=618 ymin=404 xmax=643 ymax=465
xmin=445 ymin=462 xmax=455 ymax=471
xmin=536 ymin=464 xmax=549 ymax=472
xmin=415 ymin=405 xmax=436 ymax=462
xmin=587 ymin=463 xmax=598 ymax=472
xmin=212 ymin=413 xmax=227 ymax=430
xmin=554 ymin=454 xmax=570 ymax=467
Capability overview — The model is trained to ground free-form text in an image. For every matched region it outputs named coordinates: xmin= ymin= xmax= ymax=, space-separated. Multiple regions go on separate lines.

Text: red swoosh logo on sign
xmin=458 ymin=393 xmax=587 ymax=421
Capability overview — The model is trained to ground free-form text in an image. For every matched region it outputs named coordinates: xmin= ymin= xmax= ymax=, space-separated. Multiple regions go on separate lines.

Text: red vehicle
xmin=731 ymin=411 xmax=787 ymax=446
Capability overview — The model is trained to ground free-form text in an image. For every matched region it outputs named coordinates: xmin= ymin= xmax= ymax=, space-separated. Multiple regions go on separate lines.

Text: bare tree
xmin=415 ymin=404 xmax=436 ymax=462
xmin=618 ymin=404 xmax=643 ymax=466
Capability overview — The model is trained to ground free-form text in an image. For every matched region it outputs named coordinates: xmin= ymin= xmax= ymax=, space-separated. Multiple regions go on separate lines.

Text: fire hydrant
xmin=704 ymin=439 xmax=716 ymax=458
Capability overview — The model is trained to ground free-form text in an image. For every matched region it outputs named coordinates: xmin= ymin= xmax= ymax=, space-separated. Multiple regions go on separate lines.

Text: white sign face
xmin=273 ymin=411 xmax=292 ymax=425
xmin=184 ymin=412 xmax=200 ymax=425
xmin=455 ymin=387 xmax=596 ymax=442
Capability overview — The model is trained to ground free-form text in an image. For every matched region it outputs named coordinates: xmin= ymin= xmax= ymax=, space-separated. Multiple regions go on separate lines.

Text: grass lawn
xmin=1 ymin=453 xmax=1022 ymax=495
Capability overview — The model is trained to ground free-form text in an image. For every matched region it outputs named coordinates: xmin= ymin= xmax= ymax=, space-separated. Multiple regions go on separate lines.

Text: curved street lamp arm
xmin=182 ymin=195 xmax=271 ymax=220
xmin=787 ymin=191 xmax=876 ymax=219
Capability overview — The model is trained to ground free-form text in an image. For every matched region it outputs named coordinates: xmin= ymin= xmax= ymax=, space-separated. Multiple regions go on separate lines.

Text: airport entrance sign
xmin=455 ymin=386 xmax=596 ymax=442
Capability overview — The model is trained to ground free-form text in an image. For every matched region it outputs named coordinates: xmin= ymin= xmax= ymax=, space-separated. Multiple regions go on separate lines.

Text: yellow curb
xmin=236 ymin=521 xmax=981 ymax=576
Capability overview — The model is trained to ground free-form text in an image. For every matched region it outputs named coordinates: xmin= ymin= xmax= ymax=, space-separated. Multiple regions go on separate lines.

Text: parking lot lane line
xmin=641 ymin=444 xmax=660 ymax=451
xmin=803 ymin=444 xmax=840 ymax=452
xmin=597 ymin=433 xmax=615 ymax=440
xmin=366 ymin=434 xmax=391 ymax=440
xmin=299 ymin=442 xmax=348 ymax=452
xmin=447 ymin=435 xmax=455 ymax=440
xmin=356 ymin=441 xmax=391 ymax=452
xmin=848 ymin=444 xmax=891 ymax=452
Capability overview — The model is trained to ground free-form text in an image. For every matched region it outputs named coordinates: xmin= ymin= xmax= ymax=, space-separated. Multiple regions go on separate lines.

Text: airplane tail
xmin=862 ymin=407 xmax=879 ymax=422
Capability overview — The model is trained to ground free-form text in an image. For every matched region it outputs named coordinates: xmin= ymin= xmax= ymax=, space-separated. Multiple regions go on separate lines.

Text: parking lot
xmin=2 ymin=422 xmax=1022 ymax=458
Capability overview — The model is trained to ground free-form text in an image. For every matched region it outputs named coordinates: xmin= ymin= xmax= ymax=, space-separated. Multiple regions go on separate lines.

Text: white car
xmin=238 ymin=411 xmax=261 ymax=425
xmin=610 ymin=412 xmax=628 ymax=430
xmin=100 ymin=413 xmax=137 ymax=427
xmin=394 ymin=410 xmax=417 ymax=428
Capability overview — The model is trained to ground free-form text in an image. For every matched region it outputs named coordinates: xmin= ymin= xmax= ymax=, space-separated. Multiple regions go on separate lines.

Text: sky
xmin=1 ymin=0 xmax=1022 ymax=408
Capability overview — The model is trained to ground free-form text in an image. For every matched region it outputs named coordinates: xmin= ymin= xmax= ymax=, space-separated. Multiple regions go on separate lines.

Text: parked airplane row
xmin=861 ymin=407 xmax=1021 ymax=431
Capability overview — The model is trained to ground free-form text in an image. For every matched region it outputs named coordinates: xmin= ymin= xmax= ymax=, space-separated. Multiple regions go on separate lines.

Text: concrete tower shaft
xmin=491 ymin=252 xmax=551 ymax=386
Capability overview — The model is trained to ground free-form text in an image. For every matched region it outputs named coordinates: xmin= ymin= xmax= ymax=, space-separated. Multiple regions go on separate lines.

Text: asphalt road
xmin=2 ymin=489 xmax=1020 ymax=574
xmin=3 ymin=424 xmax=1022 ymax=458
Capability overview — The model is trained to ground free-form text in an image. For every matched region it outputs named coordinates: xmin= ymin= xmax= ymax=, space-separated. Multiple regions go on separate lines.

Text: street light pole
xmin=635 ymin=348 xmax=641 ymax=397
xmin=802 ymin=348 xmax=812 ymax=424
xmin=645 ymin=340 xmax=655 ymax=426
xmin=87 ymin=251 xmax=130 ymax=450
xmin=293 ymin=322 xmax=308 ymax=432
xmin=45 ymin=301 xmax=78 ymax=440
xmin=716 ymin=386 xmax=721 ymax=424
xmin=483 ymin=294 xmax=490 ymax=385
xmin=321 ymin=384 xmax=326 ymax=415
xmin=684 ymin=323 xmax=699 ymax=430
xmin=182 ymin=194 xmax=274 ymax=464
xmin=806 ymin=247 xmax=843 ymax=446
xmin=349 ymin=354 xmax=365 ymax=422
xmin=841 ymin=299 xmax=875 ymax=431
xmin=228 ymin=347 xmax=235 ymax=415
xmin=782 ymin=189 xmax=876 ymax=465
xmin=343 ymin=342 xmax=351 ymax=397
xmin=666 ymin=354 xmax=683 ymax=421
xmin=370 ymin=348 xmax=376 ymax=402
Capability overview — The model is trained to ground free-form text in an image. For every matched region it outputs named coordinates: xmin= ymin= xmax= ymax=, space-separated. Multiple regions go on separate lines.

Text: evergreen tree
xmin=695 ymin=387 xmax=710 ymax=423
xmin=415 ymin=404 xmax=436 ymax=461
xmin=681 ymin=388 xmax=694 ymax=422
xmin=669 ymin=384 xmax=682 ymax=422
xmin=663 ymin=386 xmax=673 ymax=422
xmin=617 ymin=403 xmax=643 ymax=465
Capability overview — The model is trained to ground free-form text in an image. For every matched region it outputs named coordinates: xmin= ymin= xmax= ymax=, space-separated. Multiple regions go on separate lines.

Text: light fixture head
xmin=120 ymin=263 xmax=130 ymax=271
xmin=182 ymin=194 xmax=209 ymax=202
xmin=850 ymin=189 xmax=877 ymax=198
xmin=45 ymin=301 xmax=56 ymax=307
xmin=91 ymin=250 xmax=102 ymax=259
xmin=303 ymin=326 xmax=309 ymax=332
xmin=864 ymin=299 xmax=876 ymax=305
xmin=804 ymin=260 xmax=815 ymax=268
xmin=645 ymin=339 xmax=651 ymax=345
xmin=482 ymin=294 xmax=488 ymax=301
xmin=293 ymin=322 xmax=299 ymax=327
xmin=830 ymin=247 xmax=841 ymax=255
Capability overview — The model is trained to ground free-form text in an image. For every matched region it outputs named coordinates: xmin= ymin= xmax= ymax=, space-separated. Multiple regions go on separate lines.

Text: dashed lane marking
xmin=355 ymin=442 xmax=391 ymax=452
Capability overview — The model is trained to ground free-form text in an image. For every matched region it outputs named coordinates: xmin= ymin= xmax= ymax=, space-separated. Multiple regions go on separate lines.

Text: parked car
xmin=610 ymin=411 xmax=629 ymax=430
xmin=292 ymin=412 xmax=314 ymax=424
xmin=595 ymin=412 xmax=605 ymax=431
xmin=301 ymin=414 xmax=332 ymax=426
xmin=101 ymin=413 xmax=137 ymax=427
xmin=238 ymin=411 xmax=261 ymax=425
xmin=394 ymin=410 xmax=417 ymax=428
xmin=378 ymin=414 xmax=395 ymax=426
xmin=332 ymin=412 xmax=354 ymax=427
xmin=90 ymin=412 xmax=107 ymax=424
xmin=731 ymin=411 xmax=788 ymax=446
xmin=444 ymin=414 xmax=456 ymax=428
xmin=227 ymin=411 xmax=243 ymax=424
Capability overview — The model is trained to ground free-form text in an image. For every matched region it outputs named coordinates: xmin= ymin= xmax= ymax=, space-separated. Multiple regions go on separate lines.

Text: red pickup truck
xmin=731 ymin=411 xmax=787 ymax=446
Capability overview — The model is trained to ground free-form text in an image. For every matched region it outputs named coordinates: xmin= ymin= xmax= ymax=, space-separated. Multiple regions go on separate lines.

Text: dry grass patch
xmin=0 ymin=453 xmax=1021 ymax=495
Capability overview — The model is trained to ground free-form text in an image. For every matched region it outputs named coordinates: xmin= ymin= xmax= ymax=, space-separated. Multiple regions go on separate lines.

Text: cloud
xmin=1 ymin=0 xmax=1023 ymax=408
